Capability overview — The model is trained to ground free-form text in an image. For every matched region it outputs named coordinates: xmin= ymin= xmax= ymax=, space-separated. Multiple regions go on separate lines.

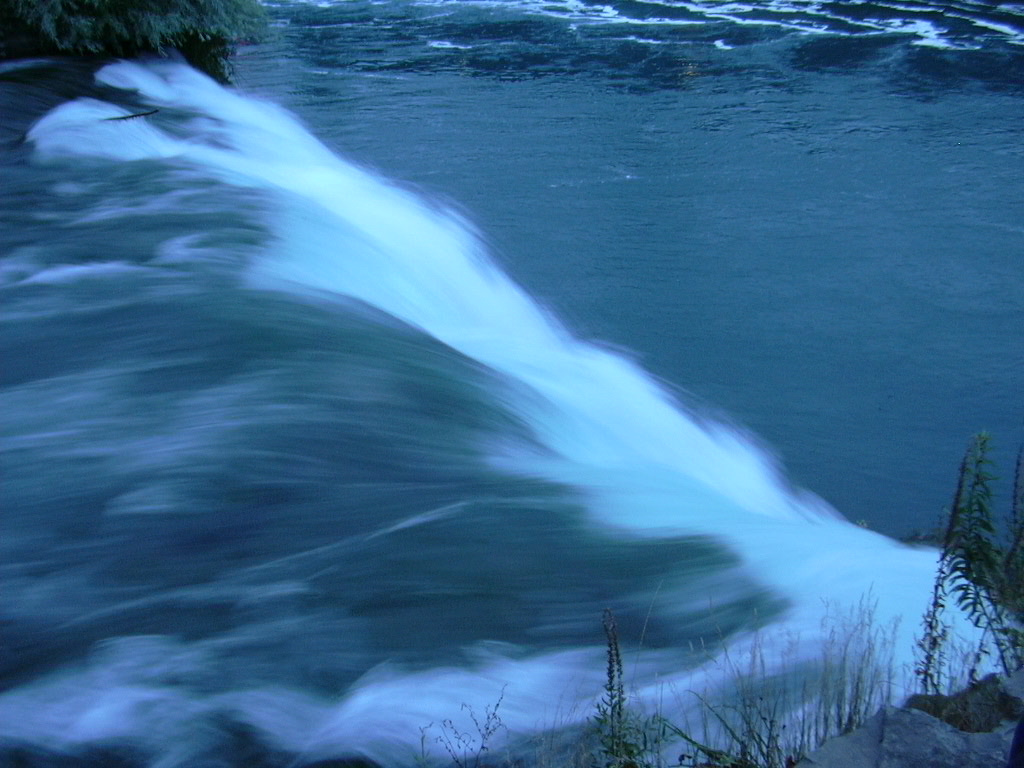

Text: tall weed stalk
xmin=595 ymin=608 xmax=659 ymax=768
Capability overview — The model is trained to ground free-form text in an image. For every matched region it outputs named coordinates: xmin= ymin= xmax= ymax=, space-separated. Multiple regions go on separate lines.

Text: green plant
xmin=915 ymin=434 xmax=1024 ymax=694
xmin=594 ymin=608 xmax=660 ymax=768
xmin=0 ymin=0 xmax=266 ymax=81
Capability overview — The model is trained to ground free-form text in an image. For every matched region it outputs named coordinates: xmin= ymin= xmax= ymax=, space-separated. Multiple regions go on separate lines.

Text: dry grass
xmin=424 ymin=434 xmax=1024 ymax=768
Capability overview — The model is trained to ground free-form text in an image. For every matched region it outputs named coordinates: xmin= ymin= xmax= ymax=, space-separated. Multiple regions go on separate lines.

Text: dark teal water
xmin=237 ymin=0 xmax=1024 ymax=537
xmin=0 ymin=1 xmax=1021 ymax=765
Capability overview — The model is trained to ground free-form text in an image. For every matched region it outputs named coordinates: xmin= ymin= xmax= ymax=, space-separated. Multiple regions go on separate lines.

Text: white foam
xmin=946 ymin=11 xmax=1024 ymax=44
xmin=22 ymin=59 xmax=992 ymax=763
xmin=427 ymin=39 xmax=474 ymax=49
xmin=28 ymin=98 xmax=184 ymax=160
xmin=404 ymin=0 xmax=1024 ymax=46
xmin=19 ymin=261 xmax=152 ymax=285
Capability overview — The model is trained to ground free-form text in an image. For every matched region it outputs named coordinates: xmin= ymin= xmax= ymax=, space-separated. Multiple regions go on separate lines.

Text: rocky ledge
xmin=798 ymin=670 xmax=1024 ymax=768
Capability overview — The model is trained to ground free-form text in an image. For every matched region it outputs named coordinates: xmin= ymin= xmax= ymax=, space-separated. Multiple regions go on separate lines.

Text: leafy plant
xmin=0 ymin=0 xmax=266 ymax=81
xmin=915 ymin=433 xmax=1024 ymax=694
xmin=594 ymin=608 xmax=659 ymax=768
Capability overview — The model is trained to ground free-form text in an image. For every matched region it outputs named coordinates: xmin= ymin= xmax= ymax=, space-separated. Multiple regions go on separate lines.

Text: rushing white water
xmin=32 ymin=61 xmax=821 ymax=524
xmin=20 ymin=61 xmax=987 ymax=765
xmin=375 ymin=0 xmax=1024 ymax=49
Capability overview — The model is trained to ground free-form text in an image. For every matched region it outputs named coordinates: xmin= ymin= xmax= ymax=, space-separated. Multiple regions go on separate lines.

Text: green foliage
xmin=915 ymin=552 xmax=953 ymax=696
xmin=594 ymin=608 xmax=657 ymax=768
xmin=0 ymin=0 xmax=266 ymax=81
xmin=916 ymin=434 xmax=1024 ymax=694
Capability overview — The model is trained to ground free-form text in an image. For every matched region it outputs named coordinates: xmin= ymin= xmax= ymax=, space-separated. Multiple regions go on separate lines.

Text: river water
xmin=1 ymin=1 xmax=1022 ymax=765
xmin=242 ymin=0 xmax=1024 ymax=537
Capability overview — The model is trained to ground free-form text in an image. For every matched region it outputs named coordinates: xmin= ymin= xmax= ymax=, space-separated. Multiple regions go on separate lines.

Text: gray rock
xmin=796 ymin=705 xmax=1017 ymax=768
xmin=1003 ymin=669 xmax=1024 ymax=702
xmin=795 ymin=708 xmax=885 ymax=768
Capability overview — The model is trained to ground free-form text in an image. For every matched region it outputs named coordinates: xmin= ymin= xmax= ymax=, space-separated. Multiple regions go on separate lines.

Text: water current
xmin=1 ymin=1 xmax=1022 ymax=765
